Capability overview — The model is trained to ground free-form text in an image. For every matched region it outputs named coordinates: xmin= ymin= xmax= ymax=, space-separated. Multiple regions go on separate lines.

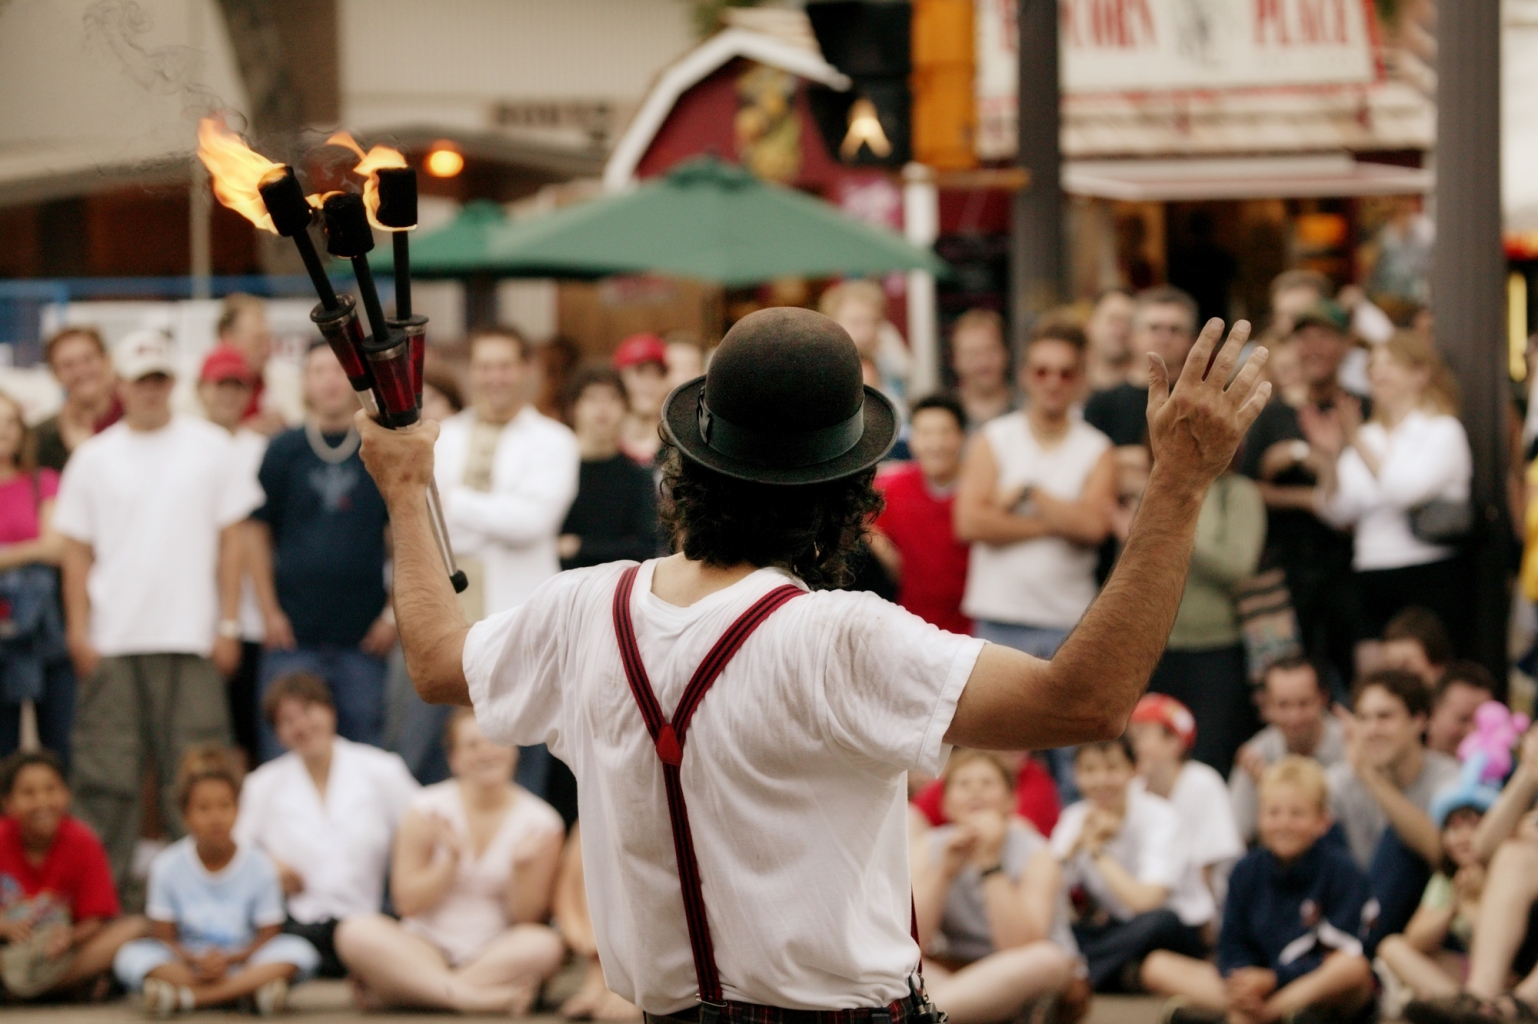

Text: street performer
xmin=355 ymin=306 xmax=1270 ymax=1022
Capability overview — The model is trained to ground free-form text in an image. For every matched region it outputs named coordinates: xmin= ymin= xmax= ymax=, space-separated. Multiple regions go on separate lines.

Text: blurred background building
xmin=0 ymin=0 xmax=1533 ymax=380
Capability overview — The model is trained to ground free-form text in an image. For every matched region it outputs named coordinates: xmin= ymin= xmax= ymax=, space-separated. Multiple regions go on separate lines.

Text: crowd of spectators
xmin=0 ymin=271 xmax=1531 ymax=1024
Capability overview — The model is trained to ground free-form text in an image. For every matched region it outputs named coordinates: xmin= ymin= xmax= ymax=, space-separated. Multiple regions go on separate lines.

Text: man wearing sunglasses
xmin=955 ymin=322 xmax=1118 ymax=664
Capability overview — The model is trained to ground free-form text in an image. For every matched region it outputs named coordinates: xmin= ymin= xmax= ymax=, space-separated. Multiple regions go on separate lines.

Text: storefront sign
xmin=976 ymin=0 xmax=1380 ymax=158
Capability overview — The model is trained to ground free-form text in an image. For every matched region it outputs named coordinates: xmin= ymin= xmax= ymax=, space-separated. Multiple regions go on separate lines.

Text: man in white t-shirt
xmin=355 ymin=307 xmax=1270 ymax=1019
xmin=955 ymin=322 xmax=1116 ymax=660
xmin=53 ymin=329 xmax=264 ymax=896
xmin=1127 ymin=694 xmax=1244 ymax=905
xmin=1051 ymin=738 xmax=1213 ymax=991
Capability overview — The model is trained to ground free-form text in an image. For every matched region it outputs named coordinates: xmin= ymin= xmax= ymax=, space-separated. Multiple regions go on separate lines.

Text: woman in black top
xmin=558 ymin=365 xmax=660 ymax=571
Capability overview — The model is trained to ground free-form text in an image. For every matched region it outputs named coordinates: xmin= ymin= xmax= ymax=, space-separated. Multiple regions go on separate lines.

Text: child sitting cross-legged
xmin=1373 ymin=767 xmax=1495 ymax=1016
xmin=911 ymin=750 xmax=1084 ymax=1024
xmin=1142 ymin=756 xmax=1375 ymax=1024
xmin=112 ymin=745 xmax=320 ymax=1016
xmin=0 ymin=750 xmax=146 ymax=1000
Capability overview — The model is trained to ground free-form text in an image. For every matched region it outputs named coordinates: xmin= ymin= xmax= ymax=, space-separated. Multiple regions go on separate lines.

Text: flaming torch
xmin=196 ymin=118 xmax=467 ymax=594
xmin=327 ymin=134 xmax=424 ymax=406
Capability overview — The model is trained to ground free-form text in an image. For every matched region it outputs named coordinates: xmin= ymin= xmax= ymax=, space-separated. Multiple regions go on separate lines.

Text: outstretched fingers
xmin=1235 ymin=378 xmax=1274 ymax=433
xmin=1225 ymin=343 xmax=1271 ymax=407
xmin=1205 ymin=319 xmax=1253 ymax=385
xmin=1146 ymin=352 xmax=1172 ymax=422
xmin=1176 ymin=318 xmax=1227 ymax=390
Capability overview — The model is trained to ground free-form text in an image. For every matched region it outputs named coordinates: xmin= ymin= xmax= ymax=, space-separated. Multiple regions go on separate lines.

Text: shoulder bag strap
xmin=611 ymin=564 xmax=804 ymax=1005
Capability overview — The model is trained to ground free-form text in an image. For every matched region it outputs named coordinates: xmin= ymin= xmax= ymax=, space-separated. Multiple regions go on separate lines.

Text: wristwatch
xmin=217 ymin=619 xmax=242 ymax=640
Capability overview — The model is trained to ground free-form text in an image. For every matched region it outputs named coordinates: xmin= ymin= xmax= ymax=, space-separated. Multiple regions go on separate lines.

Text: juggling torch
xmin=253 ymin=170 xmax=467 ymax=594
xmin=374 ymin=166 xmax=427 ymax=409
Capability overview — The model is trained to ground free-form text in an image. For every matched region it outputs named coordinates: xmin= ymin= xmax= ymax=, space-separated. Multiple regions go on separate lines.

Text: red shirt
xmin=911 ymin=756 xmax=1061 ymax=837
xmin=0 ymin=816 xmax=119 ymax=922
xmin=874 ymin=464 xmax=971 ymax=635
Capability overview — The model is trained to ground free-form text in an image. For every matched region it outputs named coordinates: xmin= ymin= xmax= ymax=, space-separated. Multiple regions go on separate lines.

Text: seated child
xmin=0 ymin=750 xmax=145 ymax=999
xmin=1142 ymin=756 xmax=1374 ymax=1024
xmin=911 ymin=752 xmax=1062 ymax=838
xmin=1375 ymin=777 xmax=1496 ymax=1015
xmin=1129 ymin=695 xmax=1244 ymax=904
xmin=1050 ymin=738 xmax=1213 ymax=992
xmin=113 ymin=745 xmax=319 ymax=1016
xmin=911 ymin=750 xmax=1080 ymax=1024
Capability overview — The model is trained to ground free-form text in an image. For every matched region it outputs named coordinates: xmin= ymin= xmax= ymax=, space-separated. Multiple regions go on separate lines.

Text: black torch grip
xmin=450 ymin=571 xmax=469 ymax=594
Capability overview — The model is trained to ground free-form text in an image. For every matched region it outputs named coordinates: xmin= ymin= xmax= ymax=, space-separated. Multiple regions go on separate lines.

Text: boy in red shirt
xmin=870 ymin=395 xmax=972 ymax=635
xmin=0 ymin=749 xmax=144 ymax=999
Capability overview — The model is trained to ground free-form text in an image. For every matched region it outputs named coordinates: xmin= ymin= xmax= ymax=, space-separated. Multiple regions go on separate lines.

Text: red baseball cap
xmin=1130 ymin=693 xmax=1197 ymax=752
xmin=612 ymin=333 xmax=668 ymax=370
xmin=200 ymin=343 xmax=256 ymax=384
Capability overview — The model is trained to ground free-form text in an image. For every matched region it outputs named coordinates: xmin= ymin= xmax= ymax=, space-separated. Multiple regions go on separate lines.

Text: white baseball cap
xmin=113 ymin=330 xmax=177 ymax=381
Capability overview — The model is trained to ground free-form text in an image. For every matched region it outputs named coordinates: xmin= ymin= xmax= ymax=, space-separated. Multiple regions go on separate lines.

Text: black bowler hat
xmin=661 ymin=307 xmax=898 ymax=485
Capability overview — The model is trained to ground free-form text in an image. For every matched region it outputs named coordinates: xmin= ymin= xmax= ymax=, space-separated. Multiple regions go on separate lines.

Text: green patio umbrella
xmin=393 ymin=157 xmax=946 ymax=285
xmin=371 ymin=199 xmax=508 ymax=275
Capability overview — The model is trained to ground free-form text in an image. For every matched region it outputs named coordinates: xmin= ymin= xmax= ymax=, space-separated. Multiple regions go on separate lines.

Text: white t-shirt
xmin=234 ymin=737 xmax=420 ymax=924
xmin=1050 ymin=788 xmax=1214 ymax=927
xmin=230 ymin=428 xmax=269 ymax=642
xmin=401 ymin=781 xmax=566 ymax=966
xmin=465 ymin=559 xmax=984 ymax=1013
xmin=1131 ymin=762 xmax=1244 ymax=870
xmin=962 ymin=414 xmax=1111 ymax=629
xmin=52 ymin=416 xmax=265 ymax=657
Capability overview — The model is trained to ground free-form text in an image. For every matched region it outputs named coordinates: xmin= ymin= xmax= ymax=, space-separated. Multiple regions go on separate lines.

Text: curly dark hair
xmin=657 ymin=443 xmax=884 ymax=590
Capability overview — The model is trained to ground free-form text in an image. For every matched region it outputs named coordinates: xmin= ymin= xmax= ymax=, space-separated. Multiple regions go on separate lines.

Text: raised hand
xmin=1146 ymin=319 xmax=1270 ymax=492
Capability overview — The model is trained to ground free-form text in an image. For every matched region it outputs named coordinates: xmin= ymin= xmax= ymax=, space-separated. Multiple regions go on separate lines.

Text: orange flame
xmin=325 ymin=132 xmax=408 ymax=230
xmin=196 ymin=118 xmax=285 ymax=234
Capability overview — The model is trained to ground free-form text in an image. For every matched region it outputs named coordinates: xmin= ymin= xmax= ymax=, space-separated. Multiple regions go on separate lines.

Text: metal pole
xmin=1433 ymin=0 xmax=1509 ymax=681
xmin=188 ymin=0 xmax=211 ymax=299
xmin=904 ymin=162 xmax=940 ymax=397
xmin=1011 ymin=0 xmax=1063 ymax=343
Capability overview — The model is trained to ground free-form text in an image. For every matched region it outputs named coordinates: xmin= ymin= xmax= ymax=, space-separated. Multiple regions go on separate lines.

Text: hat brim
xmin=660 ymin=376 xmax=899 ymax=486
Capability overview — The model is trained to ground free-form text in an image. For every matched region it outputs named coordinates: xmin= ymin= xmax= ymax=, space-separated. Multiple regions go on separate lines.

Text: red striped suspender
xmin=611 ymin=564 xmax=806 ymax=1004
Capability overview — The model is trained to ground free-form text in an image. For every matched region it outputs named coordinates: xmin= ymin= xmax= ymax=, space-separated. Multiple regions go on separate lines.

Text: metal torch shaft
xmin=350 ymin=256 xmax=392 ymax=343
xmin=393 ymin=232 xmax=412 ymax=318
xmin=292 ymin=230 xmax=340 ymax=309
xmin=349 ymin=374 xmax=467 ymax=594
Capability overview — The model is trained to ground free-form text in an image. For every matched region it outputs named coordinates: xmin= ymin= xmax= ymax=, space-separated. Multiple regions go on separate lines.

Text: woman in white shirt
xmin=234 ymin=672 xmax=420 ymax=976
xmin=335 ymin=708 xmax=565 ymax=1014
xmin=1317 ymin=331 xmax=1472 ymax=657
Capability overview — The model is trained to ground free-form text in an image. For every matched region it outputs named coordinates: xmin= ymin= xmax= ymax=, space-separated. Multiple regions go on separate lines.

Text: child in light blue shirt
xmin=113 ymin=746 xmax=318 ymax=1016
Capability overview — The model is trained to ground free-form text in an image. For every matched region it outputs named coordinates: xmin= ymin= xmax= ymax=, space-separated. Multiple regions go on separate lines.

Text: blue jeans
xmin=257 ymin=646 xmax=388 ymax=763
xmin=1365 ymin=827 xmax=1433 ymax=956
xmin=0 ymin=658 xmax=74 ymax=769
xmin=972 ymin=620 xmax=1078 ymax=802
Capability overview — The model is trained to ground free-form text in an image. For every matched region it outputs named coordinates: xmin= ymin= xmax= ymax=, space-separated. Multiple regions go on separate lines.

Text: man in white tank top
xmin=955 ymin=323 xmax=1117 ymax=659
xmin=354 ymin=308 xmax=1272 ymax=1022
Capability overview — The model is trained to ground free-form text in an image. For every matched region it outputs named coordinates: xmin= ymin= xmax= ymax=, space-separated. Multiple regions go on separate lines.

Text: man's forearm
xmin=1045 ymin=465 xmax=1204 ymax=736
xmin=1365 ymin=771 xmax=1442 ymax=864
xmin=391 ymin=489 xmax=471 ymax=705
xmin=216 ymin=524 xmax=244 ymax=621
xmin=61 ymin=542 xmax=91 ymax=639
